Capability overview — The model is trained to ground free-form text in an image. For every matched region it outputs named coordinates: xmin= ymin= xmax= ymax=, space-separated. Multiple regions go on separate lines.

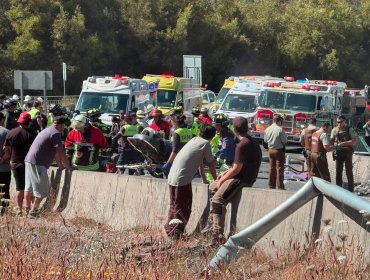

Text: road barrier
xmin=9 ymin=167 xmax=370 ymax=260
xmin=207 ymin=177 xmax=370 ymax=270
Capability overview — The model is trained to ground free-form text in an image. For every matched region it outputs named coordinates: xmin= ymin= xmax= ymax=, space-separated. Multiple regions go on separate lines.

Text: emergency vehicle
xmin=216 ymin=76 xmax=284 ymax=121
xmin=341 ymin=88 xmax=370 ymax=130
xmin=75 ymin=75 xmax=152 ymax=125
xmin=251 ymin=79 xmax=344 ymax=143
xmin=142 ymin=74 xmax=202 ymax=115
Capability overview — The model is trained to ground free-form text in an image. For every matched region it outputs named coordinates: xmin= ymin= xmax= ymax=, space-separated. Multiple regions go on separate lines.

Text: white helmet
xmin=36 ymin=97 xmax=44 ymax=103
xmin=71 ymin=114 xmax=88 ymax=129
xmin=24 ymin=95 xmax=32 ymax=102
xmin=141 ymin=127 xmax=155 ymax=139
xmin=12 ymin=94 xmax=19 ymax=101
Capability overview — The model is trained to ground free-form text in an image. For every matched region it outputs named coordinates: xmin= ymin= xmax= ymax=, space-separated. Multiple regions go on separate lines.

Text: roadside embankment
xmin=10 ymin=166 xmax=370 ymax=258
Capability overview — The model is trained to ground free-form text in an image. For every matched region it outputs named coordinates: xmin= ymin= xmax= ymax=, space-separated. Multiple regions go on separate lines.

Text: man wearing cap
xmin=149 ymin=109 xmax=170 ymax=139
xmin=0 ymin=112 xmax=11 ymax=207
xmin=3 ymin=112 xmax=36 ymax=215
xmin=310 ymin=122 xmax=333 ymax=182
xmin=330 ymin=115 xmax=357 ymax=192
xmin=23 ymin=95 xmax=33 ymax=110
xmin=209 ymin=117 xmax=261 ymax=244
xmin=300 ymin=118 xmax=319 ymax=178
xmin=112 ymin=113 xmax=141 ymax=175
xmin=24 ymin=115 xmax=70 ymax=217
xmin=264 ymin=114 xmax=288 ymax=190
xmin=65 ymin=114 xmax=107 ymax=171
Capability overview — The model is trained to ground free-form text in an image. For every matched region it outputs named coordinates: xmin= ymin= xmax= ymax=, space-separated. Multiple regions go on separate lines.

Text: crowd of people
xmin=0 ymin=93 xmax=366 ymax=244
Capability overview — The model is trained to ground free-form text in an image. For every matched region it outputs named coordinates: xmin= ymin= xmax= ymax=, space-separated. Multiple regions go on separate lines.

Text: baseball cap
xmin=17 ymin=112 xmax=31 ymax=124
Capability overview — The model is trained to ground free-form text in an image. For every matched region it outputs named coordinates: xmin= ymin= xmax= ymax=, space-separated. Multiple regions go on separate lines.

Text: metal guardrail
xmin=45 ymin=95 xmax=79 ymax=108
xmin=206 ymin=177 xmax=370 ymax=271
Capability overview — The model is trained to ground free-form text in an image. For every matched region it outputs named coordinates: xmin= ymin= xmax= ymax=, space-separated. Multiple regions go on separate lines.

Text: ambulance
xmin=75 ymin=75 xmax=152 ymax=125
xmin=142 ymin=74 xmax=202 ymax=115
xmin=216 ymin=76 xmax=284 ymax=122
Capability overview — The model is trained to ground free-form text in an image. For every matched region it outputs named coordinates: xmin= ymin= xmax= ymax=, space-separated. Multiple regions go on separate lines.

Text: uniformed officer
xmin=310 ymin=122 xmax=333 ymax=182
xmin=330 ymin=115 xmax=357 ymax=192
xmin=300 ymin=118 xmax=319 ymax=177
xmin=264 ymin=114 xmax=288 ymax=190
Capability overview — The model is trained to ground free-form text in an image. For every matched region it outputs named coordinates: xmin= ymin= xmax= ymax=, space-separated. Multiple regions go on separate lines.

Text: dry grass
xmin=0 ymin=213 xmax=369 ymax=279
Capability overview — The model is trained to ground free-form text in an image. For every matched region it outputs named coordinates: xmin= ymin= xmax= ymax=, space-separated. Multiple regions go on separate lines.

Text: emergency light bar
xmin=284 ymin=76 xmax=295 ymax=82
xmin=161 ymin=74 xmax=174 ymax=78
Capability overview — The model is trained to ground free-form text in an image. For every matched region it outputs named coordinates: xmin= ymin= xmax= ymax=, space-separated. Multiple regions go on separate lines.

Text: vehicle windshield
xmin=258 ymin=90 xmax=317 ymax=112
xmin=76 ymin=92 xmax=129 ymax=113
xmin=157 ymin=89 xmax=177 ymax=107
xmin=216 ymin=87 xmax=230 ymax=103
xmin=220 ymin=94 xmax=256 ymax=112
xmin=208 ymin=93 xmax=215 ymax=102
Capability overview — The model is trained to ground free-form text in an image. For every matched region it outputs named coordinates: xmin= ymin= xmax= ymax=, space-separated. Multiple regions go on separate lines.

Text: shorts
xmin=25 ymin=162 xmax=49 ymax=198
xmin=12 ymin=165 xmax=26 ymax=191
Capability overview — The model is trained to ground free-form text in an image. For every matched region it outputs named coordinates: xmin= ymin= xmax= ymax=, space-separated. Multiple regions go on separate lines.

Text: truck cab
xmin=142 ymin=74 xmax=202 ymax=115
xmin=75 ymin=75 xmax=152 ymax=125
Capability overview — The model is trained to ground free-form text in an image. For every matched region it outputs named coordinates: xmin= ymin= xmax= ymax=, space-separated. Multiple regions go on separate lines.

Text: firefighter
xmin=65 ymin=114 xmax=107 ymax=171
xmin=162 ymin=115 xmax=193 ymax=174
xmin=199 ymin=107 xmax=212 ymax=124
xmin=113 ymin=113 xmax=142 ymax=175
xmin=86 ymin=108 xmax=112 ymax=153
xmin=149 ymin=109 xmax=170 ymax=139
xmin=330 ymin=115 xmax=357 ymax=192
xmin=300 ymin=118 xmax=319 ymax=177
xmin=310 ymin=122 xmax=333 ymax=182
xmin=191 ymin=107 xmax=202 ymax=136
xmin=213 ymin=113 xmax=236 ymax=166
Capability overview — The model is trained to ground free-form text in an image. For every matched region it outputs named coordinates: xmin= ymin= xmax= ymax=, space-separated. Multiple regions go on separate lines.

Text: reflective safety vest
xmin=71 ymin=142 xmax=100 ymax=171
xmin=311 ymin=131 xmax=325 ymax=154
xmin=47 ymin=113 xmax=54 ymax=127
xmin=210 ymin=133 xmax=220 ymax=154
xmin=29 ymin=108 xmax=40 ymax=119
xmin=123 ymin=124 xmax=139 ymax=136
xmin=192 ymin=119 xmax=200 ymax=136
xmin=173 ymin=128 xmax=192 ymax=143
xmin=121 ymin=124 xmax=139 ymax=150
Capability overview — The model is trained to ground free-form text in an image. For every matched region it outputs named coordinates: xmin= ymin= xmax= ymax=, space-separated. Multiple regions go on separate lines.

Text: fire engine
xmin=250 ymin=78 xmax=345 ymax=143
xmin=341 ymin=88 xmax=370 ymax=130
xmin=75 ymin=75 xmax=152 ymax=125
xmin=142 ymin=74 xmax=202 ymax=115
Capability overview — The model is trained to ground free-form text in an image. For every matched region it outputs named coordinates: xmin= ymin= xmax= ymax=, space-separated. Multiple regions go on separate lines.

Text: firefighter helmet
xmin=213 ymin=113 xmax=229 ymax=126
xmin=86 ymin=108 xmax=101 ymax=118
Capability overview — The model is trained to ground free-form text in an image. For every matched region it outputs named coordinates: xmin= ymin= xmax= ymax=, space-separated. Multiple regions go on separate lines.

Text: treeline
xmin=0 ymin=0 xmax=370 ymax=96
